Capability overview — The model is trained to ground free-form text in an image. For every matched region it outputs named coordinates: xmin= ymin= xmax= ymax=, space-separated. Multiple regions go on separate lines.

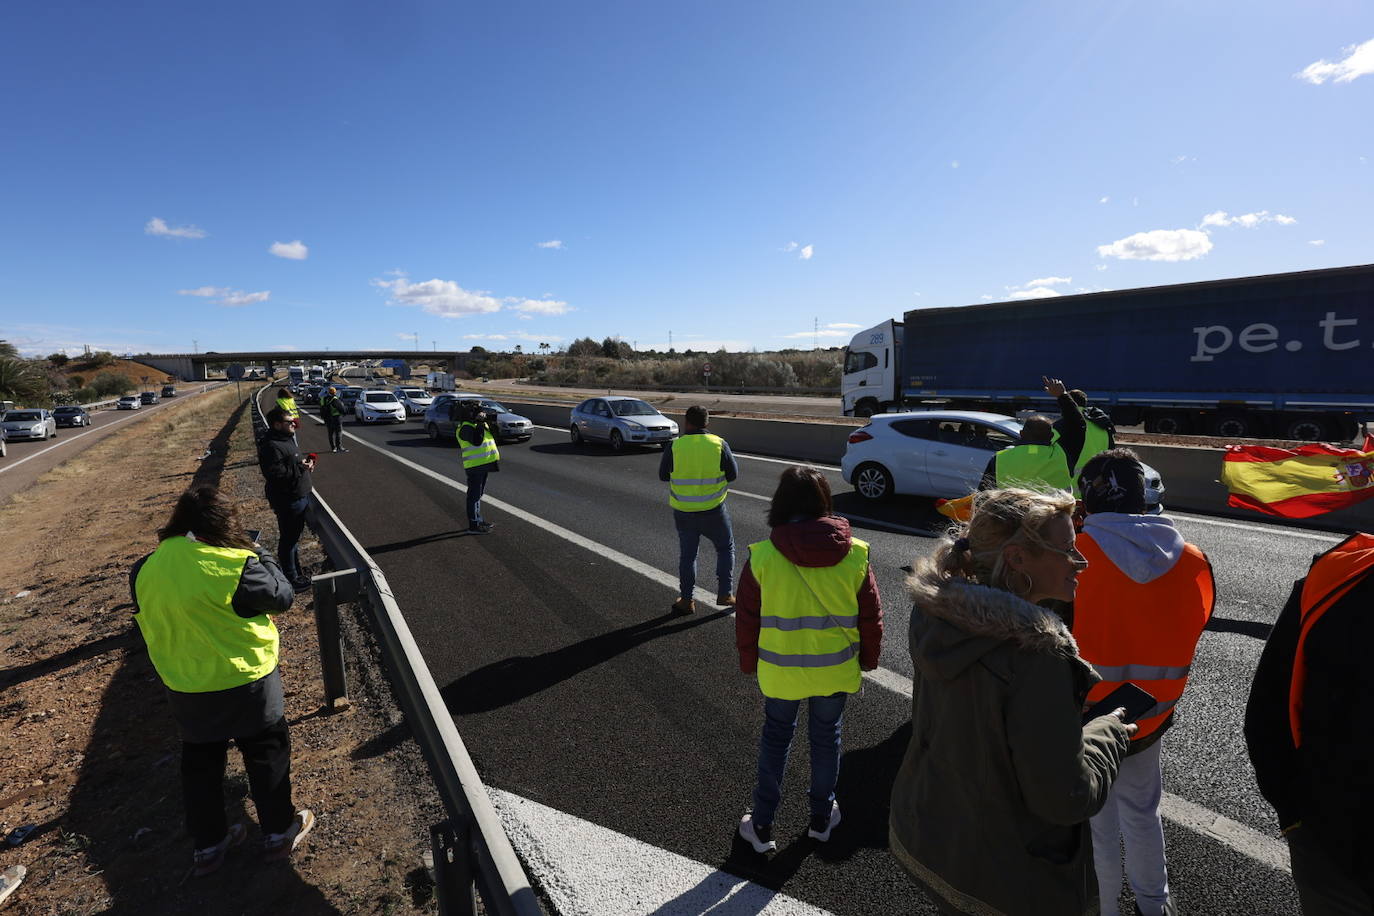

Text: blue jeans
xmin=750 ymin=693 xmax=847 ymax=826
xmin=272 ymin=496 xmax=309 ymax=582
xmin=465 ymin=468 xmax=489 ymax=525
xmin=673 ymin=504 xmax=734 ymax=599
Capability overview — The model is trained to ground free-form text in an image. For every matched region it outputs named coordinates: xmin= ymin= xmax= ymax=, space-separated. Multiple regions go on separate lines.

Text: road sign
xmin=702 ymin=363 xmax=712 ymax=375
xmin=226 ymin=364 xmax=245 ymax=380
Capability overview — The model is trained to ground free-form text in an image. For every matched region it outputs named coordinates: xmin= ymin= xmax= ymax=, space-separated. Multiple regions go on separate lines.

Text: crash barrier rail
xmin=494 ymin=396 xmax=1374 ymax=534
xmin=523 ymin=380 xmax=839 ymax=396
xmin=249 ymin=387 xmax=540 ymax=916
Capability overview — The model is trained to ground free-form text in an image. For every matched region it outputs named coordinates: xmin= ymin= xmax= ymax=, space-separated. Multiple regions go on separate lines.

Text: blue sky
xmin=2 ymin=1 xmax=1370 ymax=358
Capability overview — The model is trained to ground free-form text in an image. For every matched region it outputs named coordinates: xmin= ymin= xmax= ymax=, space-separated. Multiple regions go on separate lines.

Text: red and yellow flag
xmin=935 ymin=494 xmax=975 ymax=522
xmin=1221 ymin=443 xmax=1374 ymax=518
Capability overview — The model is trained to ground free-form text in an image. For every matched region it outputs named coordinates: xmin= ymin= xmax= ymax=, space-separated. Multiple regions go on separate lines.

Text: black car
xmin=161 ymin=385 xmax=177 ymax=397
xmin=140 ymin=391 xmax=159 ymax=405
xmin=52 ymin=406 xmax=92 ymax=428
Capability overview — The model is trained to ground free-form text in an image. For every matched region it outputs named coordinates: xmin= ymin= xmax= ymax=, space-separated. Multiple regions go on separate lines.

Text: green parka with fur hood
xmin=890 ymin=568 xmax=1131 ymax=915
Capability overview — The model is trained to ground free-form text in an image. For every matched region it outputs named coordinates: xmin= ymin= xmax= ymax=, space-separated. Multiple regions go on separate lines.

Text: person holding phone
xmin=257 ymin=406 xmax=315 ymax=590
xmin=890 ymin=487 xmax=1134 ymax=915
xmin=1072 ymin=449 xmax=1214 ymax=916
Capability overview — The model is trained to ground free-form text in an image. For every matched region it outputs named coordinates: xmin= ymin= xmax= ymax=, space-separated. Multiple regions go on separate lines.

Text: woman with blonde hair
xmin=890 ymin=487 xmax=1134 ymax=915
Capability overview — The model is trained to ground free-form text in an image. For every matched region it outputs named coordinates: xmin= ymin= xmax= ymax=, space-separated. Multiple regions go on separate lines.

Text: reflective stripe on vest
xmin=750 ymin=536 xmax=869 ymax=701
xmin=1290 ymin=532 xmax=1374 ymax=746
xmin=669 ymin=434 xmax=728 ymax=511
xmin=1073 ymin=533 xmax=1214 ymax=742
xmin=459 ymin=421 xmax=500 ymax=469
xmin=276 ymin=396 xmax=299 ymax=417
xmin=133 ymin=537 xmax=279 ymax=693
xmin=994 ymin=442 xmax=1072 ymax=492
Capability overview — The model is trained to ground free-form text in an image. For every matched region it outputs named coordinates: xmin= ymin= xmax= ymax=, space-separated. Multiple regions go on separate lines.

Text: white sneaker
xmin=263 ymin=809 xmax=316 ymax=861
xmin=738 ymin=813 xmax=775 ymax=853
xmin=807 ymin=802 xmax=841 ymax=841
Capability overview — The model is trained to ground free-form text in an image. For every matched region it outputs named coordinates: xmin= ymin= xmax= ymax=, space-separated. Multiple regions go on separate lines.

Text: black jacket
xmin=320 ymin=394 xmax=345 ymax=424
xmin=1245 ymin=556 xmax=1374 ymax=891
xmin=257 ymin=429 xmax=313 ymax=507
xmin=459 ymin=419 xmax=500 ymax=472
xmin=1053 ymin=394 xmax=1116 ymax=472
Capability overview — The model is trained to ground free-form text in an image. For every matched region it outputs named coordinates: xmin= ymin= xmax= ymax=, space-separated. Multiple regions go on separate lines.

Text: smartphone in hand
xmin=1083 ymin=682 xmax=1157 ymax=725
xmin=246 ymin=529 xmax=262 ymax=545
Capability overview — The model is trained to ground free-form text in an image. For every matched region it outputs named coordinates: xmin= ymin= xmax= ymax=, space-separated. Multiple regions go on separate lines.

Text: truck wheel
xmin=1284 ymin=416 xmax=1330 ymax=442
xmin=854 ymin=399 xmax=880 ymax=419
xmin=853 ymin=462 xmax=894 ymax=501
xmin=1146 ymin=412 xmax=1190 ymax=435
xmin=1210 ymin=413 xmax=1254 ymax=439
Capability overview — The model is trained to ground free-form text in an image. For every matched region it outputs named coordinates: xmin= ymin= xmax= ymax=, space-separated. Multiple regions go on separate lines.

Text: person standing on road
xmin=659 ymin=405 xmax=739 ymax=614
xmin=735 ymin=466 xmax=882 ymax=853
xmin=130 ymin=485 xmax=315 ymax=875
xmin=979 ymin=379 xmax=1075 ymax=492
xmin=1071 ymin=449 xmax=1214 ymax=916
xmin=257 ymin=406 xmax=315 ymax=591
xmin=457 ymin=399 xmax=500 ymax=534
xmin=890 ymin=487 xmax=1134 ymax=915
xmin=319 ymin=386 xmax=347 ymax=453
xmin=1053 ymin=385 xmax=1116 ymax=491
xmin=1245 ymin=532 xmax=1374 ymax=914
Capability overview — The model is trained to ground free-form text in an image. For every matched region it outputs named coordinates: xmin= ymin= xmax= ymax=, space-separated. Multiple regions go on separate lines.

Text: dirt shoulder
xmin=0 ymin=385 xmax=441 ymax=915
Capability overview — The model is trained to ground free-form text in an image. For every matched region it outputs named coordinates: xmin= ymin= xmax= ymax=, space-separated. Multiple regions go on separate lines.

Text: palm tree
xmin=0 ymin=357 xmax=49 ymax=405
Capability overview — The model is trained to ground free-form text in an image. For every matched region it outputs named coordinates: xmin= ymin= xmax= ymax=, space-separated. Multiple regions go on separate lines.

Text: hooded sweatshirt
xmin=735 ymin=515 xmax=882 ymax=673
xmin=1081 ymin=512 xmax=1185 ymax=584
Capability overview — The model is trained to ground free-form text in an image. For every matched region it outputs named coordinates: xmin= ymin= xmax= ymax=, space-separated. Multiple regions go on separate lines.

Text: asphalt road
xmin=279 ymin=395 xmax=1326 ymax=915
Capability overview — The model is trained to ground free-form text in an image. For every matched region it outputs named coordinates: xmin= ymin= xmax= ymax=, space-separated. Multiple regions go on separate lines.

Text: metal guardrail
xmin=522 ymin=380 xmax=839 ymax=396
xmin=249 ymin=386 xmax=540 ymax=916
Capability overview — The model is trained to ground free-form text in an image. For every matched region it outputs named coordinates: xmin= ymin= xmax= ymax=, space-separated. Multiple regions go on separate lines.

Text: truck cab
xmin=841 ymin=320 xmax=903 ymax=417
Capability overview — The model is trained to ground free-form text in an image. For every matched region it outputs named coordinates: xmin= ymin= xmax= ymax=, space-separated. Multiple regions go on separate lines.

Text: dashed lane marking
xmin=318 ymin=406 xmax=1293 ymax=875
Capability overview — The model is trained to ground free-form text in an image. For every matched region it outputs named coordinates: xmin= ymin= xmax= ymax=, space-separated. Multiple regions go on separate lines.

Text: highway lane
xmin=284 ymin=402 xmax=1321 ymax=914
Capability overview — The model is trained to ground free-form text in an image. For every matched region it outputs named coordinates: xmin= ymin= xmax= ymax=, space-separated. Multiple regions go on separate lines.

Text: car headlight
xmin=622 ymin=420 xmax=644 ymax=431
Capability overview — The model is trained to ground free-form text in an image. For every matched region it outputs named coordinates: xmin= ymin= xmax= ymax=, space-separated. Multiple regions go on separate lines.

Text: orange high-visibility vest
xmin=1289 ymin=532 xmax=1374 ymax=746
xmin=1074 ymin=533 xmax=1215 ymax=742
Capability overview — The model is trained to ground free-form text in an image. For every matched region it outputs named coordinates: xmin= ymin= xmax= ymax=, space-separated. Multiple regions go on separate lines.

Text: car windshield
xmin=54 ymin=407 xmax=80 ymax=414
xmin=480 ymin=400 xmax=506 ymax=412
xmin=364 ymin=392 xmax=398 ymax=403
xmin=402 ymin=389 xmax=427 ymax=397
xmin=610 ymin=399 xmax=656 ymax=417
xmin=7 ymin=411 xmax=40 ymax=421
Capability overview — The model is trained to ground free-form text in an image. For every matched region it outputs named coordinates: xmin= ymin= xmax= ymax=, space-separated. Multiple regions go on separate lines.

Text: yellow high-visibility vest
xmin=669 ymin=434 xmax=728 ymax=512
xmin=134 ymin=537 xmax=279 ymax=693
xmin=459 ymin=421 xmax=500 ymax=470
xmin=994 ymin=442 xmax=1072 ymax=492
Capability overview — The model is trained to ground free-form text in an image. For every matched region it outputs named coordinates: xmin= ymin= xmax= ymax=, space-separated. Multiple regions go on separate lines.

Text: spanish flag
xmin=935 ymin=494 xmax=975 ymax=522
xmin=1221 ymin=443 xmax=1374 ymax=518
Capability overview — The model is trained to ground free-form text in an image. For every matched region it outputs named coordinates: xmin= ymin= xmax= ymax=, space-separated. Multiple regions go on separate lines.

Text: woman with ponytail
xmin=889 ymin=487 xmax=1134 ymax=915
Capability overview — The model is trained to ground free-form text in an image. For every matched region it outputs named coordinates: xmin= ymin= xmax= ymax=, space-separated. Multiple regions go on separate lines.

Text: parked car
xmin=1 ymin=409 xmax=58 ymax=441
xmin=392 ymin=386 xmax=434 ymax=417
xmin=161 ymin=385 xmax=177 ymax=398
xmin=140 ymin=391 xmax=159 ymax=405
xmin=117 ymin=395 xmax=142 ymax=410
xmin=841 ymin=410 xmax=1165 ymax=510
xmin=424 ymin=394 xmax=533 ymax=444
xmin=355 ymin=389 xmax=406 ymax=424
xmin=338 ymin=386 xmax=364 ymax=410
xmin=52 ymin=406 xmax=92 ymax=428
xmin=569 ymin=396 xmax=678 ymax=450
xmin=0 ymin=428 xmax=7 ymax=458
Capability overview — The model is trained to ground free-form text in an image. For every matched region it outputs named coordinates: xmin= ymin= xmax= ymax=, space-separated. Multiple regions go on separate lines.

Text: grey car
xmin=52 ymin=406 xmax=92 ymax=427
xmin=1 ymin=409 xmax=58 ymax=441
xmin=569 ymin=396 xmax=678 ymax=450
xmin=424 ymin=394 xmax=532 ymax=444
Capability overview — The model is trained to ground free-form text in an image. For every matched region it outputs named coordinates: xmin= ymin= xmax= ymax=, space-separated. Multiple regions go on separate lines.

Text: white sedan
xmin=391 ymin=386 xmax=434 ymax=417
xmin=0 ymin=409 xmax=58 ymax=441
xmin=355 ymin=389 xmax=406 ymax=424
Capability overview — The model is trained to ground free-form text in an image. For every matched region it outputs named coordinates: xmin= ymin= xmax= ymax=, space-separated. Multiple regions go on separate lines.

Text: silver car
xmin=569 ymin=396 xmax=678 ymax=450
xmin=424 ymin=394 xmax=533 ymax=444
xmin=1 ymin=409 xmax=58 ymax=441
xmin=354 ymin=389 xmax=406 ymax=424
xmin=391 ymin=386 xmax=434 ymax=418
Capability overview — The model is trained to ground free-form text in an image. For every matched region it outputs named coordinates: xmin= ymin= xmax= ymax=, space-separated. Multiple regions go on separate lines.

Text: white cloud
xmin=177 ymin=286 xmax=229 ymax=297
xmin=1171 ymin=155 xmax=1196 ymax=165
xmin=373 ymin=276 xmax=503 ymax=317
xmin=950 ymin=160 xmax=960 ymax=169
xmin=269 ymin=240 xmax=309 ymax=260
xmin=1008 ymin=287 xmax=1063 ymax=300
xmin=782 ymin=241 xmax=799 ymax=252
xmin=465 ymin=334 xmax=509 ymax=341
xmin=1025 ymin=276 xmax=1071 ymax=287
xmin=1310 ymin=239 xmax=1327 ymax=246
xmin=1099 ymin=196 xmax=1110 ymax=204
xmin=1095 ymin=264 xmax=1109 ymax=271
xmin=980 ymin=294 xmax=995 ymax=301
xmin=1096 ymin=229 xmax=1214 ymax=261
xmin=219 ymin=290 xmax=271 ymax=307
xmin=536 ymin=240 xmax=564 ymax=250
xmin=145 ymin=217 xmax=207 ymax=239
xmin=799 ymin=245 xmax=814 ymax=260
xmin=511 ymin=298 xmax=572 ymax=316
xmin=783 ymin=329 xmax=850 ymax=339
xmin=826 ymin=322 xmax=863 ymax=329
xmin=1200 ymin=209 xmax=1296 ymax=229
xmin=1297 ymin=37 xmax=1374 ymax=85
xmin=396 ymin=332 xmax=419 ymax=341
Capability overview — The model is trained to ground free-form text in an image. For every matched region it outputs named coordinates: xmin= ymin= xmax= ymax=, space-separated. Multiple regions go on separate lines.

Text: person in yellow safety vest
xmin=734 ymin=466 xmax=883 ymax=853
xmin=1070 ymin=449 xmax=1214 ymax=916
xmin=130 ymin=485 xmax=315 ymax=876
xmin=1052 ymin=383 xmax=1116 ymax=493
xmin=457 ymin=399 xmax=500 ymax=534
xmin=659 ymin=405 xmax=739 ymax=614
xmin=980 ymin=412 xmax=1073 ymax=493
xmin=274 ymin=387 xmax=300 ymax=427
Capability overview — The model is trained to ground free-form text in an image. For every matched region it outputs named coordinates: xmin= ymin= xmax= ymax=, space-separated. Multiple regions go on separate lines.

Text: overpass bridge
xmin=132 ymin=350 xmax=471 ymax=381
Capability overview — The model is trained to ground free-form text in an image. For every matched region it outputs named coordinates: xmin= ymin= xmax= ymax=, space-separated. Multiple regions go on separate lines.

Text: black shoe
xmin=476 ymin=522 xmax=494 ymax=532
xmin=468 ymin=523 xmax=491 ymax=535
xmin=291 ymin=576 xmax=313 ymax=591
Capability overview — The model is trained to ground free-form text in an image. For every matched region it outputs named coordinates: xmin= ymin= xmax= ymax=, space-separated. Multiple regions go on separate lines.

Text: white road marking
xmin=735 ymin=451 xmax=841 ymax=472
xmin=318 ymin=402 xmax=1295 ymax=876
xmin=1168 ymin=513 xmax=1342 ymax=543
xmin=490 ymin=788 xmax=835 ymax=915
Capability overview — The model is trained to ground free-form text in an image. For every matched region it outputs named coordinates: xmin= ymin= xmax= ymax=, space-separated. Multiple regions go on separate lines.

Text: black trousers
xmin=181 ymin=717 xmax=294 ymax=848
xmin=272 ymin=497 xmax=309 ymax=582
xmin=324 ymin=419 xmax=342 ymax=451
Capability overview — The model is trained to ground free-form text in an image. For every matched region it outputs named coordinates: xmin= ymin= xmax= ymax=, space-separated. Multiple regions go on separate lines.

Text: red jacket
xmin=735 ymin=515 xmax=883 ymax=673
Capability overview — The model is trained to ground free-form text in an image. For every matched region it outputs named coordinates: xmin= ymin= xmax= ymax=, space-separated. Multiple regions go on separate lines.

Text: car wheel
xmin=427 ymin=423 xmax=441 ymax=443
xmin=570 ymin=425 xmax=583 ymax=445
xmin=853 ymin=462 xmax=894 ymax=501
xmin=609 ymin=429 xmax=625 ymax=451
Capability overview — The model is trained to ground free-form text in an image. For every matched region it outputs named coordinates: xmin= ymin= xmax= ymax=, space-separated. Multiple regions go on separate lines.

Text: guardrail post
xmin=310 ymin=569 xmax=358 ymax=707
xmin=431 ymin=819 xmax=477 ymax=916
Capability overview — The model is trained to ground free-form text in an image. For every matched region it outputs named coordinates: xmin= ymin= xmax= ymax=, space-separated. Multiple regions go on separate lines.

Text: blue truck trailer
xmin=841 ymin=263 xmax=1374 ymax=441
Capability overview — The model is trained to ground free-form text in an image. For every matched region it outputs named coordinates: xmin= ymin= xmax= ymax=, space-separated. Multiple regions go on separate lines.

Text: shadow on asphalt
xmin=529 ymin=442 xmax=663 ymax=459
xmin=1205 ymin=616 xmax=1274 ymax=640
xmin=441 ymin=609 xmax=732 ymax=714
xmin=831 ymin=492 xmax=947 ymax=535
xmin=365 ymin=530 xmax=473 ymax=555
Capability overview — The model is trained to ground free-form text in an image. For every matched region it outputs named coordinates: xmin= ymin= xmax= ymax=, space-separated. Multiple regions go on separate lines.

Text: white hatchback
xmin=842 ymin=411 xmax=1022 ymax=501
xmin=391 ymin=386 xmax=434 ymax=417
xmin=355 ymin=390 xmax=406 ymax=424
